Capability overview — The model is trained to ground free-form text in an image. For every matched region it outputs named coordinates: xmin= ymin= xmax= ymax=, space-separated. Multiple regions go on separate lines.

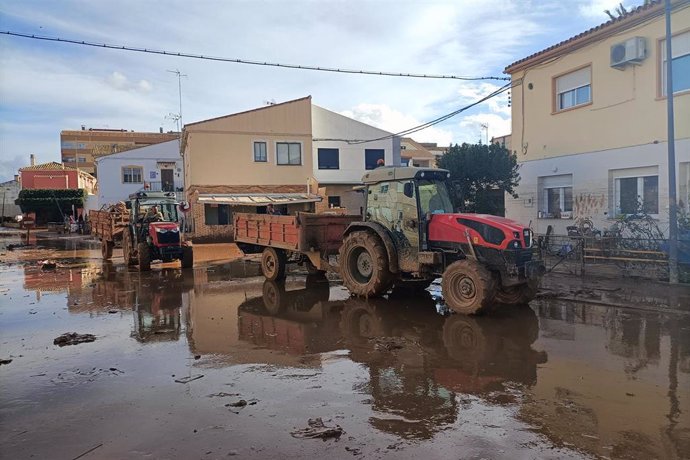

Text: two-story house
xmin=504 ymin=0 xmax=690 ymax=235
xmin=94 ymin=139 xmax=183 ymax=207
xmin=182 ymin=96 xmax=400 ymax=243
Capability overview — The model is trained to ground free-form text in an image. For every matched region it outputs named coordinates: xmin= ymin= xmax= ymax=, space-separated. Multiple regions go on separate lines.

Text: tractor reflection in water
xmin=238 ymin=279 xmax=547 ymax=440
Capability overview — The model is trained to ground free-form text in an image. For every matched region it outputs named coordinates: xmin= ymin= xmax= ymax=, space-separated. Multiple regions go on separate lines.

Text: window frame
xmin=658 ymin=28 xmax=690 ymax=98
xmin=276 ymin=141 xmax=303 ymax=166
xmin=552 ymin=64 xmax=593 ymax=114
xmin=253 ymin=141 xmax=268 ymax=163
xmin=365 ymin=149 xmax=386 ymax=170
xmin=614 ymin=174 xmax=659 ymax=216
xmin=204 ymin=204 xmax=232 ymax=226
xmin=317 ymin=148 xmax=340 ymax=170
xmin=122 ymin=165 xmax=143 ymax=184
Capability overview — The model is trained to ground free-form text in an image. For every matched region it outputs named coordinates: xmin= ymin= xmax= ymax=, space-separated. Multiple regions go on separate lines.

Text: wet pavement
xmin=1 ymin=237 xmax=689 ymax=459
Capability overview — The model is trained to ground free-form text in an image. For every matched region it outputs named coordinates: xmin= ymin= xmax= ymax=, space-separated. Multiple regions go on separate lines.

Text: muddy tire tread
xmin=441 ymin=259 xmax=496 ymax=315
xmin=339 ymin=231 xmax=393 ymax=297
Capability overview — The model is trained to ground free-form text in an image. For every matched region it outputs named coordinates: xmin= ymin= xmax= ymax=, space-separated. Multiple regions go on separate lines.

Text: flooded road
xmin=1 ymin=237 xmax=689 ymax=459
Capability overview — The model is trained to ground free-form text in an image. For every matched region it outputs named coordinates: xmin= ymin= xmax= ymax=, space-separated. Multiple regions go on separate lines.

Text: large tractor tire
xmin=181 ymin=245 xmax=194 ymax=269
xmin=122 ymin=231 xmax=136 ymax=266
xmin=441 ymin=260 xmax=496 ymax=315
xmin=339 ymin=231 xmax=393 ymax=297
xmin=137 ymin=242 xmax=151 ymax=272
xmin=494 ymin=279 xmax=540 ymax=305
xmin=261 ymin=247 xmax=287 ymax=281
xmin=101 ymin=239 xmax=114 ymax=260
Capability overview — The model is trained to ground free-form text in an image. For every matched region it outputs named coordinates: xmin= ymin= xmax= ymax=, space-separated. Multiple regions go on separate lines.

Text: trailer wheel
xmin=495 ymin=279 xmax=539 ymax=305
xmin=262 ymin=280 xmax=285 ymax=315
xmin=442 ymin=260 xmax=496 ymax=314
xmin=137 ymin=242 xmax=151 ymax=272
xmin=261 ymin=247 xmax=286 ymax=281
xmin=101 ymin=240 xmax=114 ymax=260
xmin=181 ymin=246 xmax=193 ymax=269
xmin=340 ymin=231 xmax=393 ymax=297
xmin=122 ymin=231 xmax=136 ymax=266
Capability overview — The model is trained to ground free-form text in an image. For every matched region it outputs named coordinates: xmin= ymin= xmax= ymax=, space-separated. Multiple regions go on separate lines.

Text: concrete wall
xmin=311 ymin=105 xmax=401 ymax=185
xmin=184 ymin=97 xmax=313 ymax=191
xmin=21 ymin=169 xmax=78 ymax=190
xmin=95 ymin=139 xmax=183 ymax=207
xmin=510 ymin=5 xmax=690 ymax=162
xmin=0 ymin=178 xmax=21 ymax=218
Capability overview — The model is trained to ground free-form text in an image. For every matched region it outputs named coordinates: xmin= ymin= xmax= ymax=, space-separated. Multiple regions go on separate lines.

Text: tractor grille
xmin=156 ymin=230 xmax=180 ymax=245
xmin=523 ymin=229 xmax=532 ymax=248
xmin=504 ymin=248 xmax=533 ymax=267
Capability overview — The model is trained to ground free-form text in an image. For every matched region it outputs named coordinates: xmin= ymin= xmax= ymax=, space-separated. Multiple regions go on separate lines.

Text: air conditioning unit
xmin=610 ymin=37 xmax=647 ymax=69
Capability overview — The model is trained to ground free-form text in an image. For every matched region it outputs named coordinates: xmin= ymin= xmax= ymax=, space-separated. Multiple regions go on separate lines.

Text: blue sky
xmin=0 ymin=0 xmax=641 ymax=181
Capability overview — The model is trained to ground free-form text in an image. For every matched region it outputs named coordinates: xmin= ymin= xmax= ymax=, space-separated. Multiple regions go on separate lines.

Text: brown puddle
xmin=0 ymin=236 xmax=688 ymax=459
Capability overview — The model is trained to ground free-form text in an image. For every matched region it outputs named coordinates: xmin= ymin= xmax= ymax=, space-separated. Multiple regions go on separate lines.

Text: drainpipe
xmin=665 ymin=0 xmax=679 ymax=284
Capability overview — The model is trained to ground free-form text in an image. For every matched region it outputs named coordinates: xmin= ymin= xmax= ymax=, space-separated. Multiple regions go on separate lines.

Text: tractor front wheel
xmin=122 ymin=231 xmax=136 ymax=266
xmin=494 ymin=279 xmax=540 ymax=305
xmin=339 ymin=231 xmax=393 ymax=297
xmin=441 ymin=260 xmax=496 ymax=315
xmin=261 ymin=247 xmax=287 ymax=281
xmin=137 ymin=242 xmax=151 ymax=272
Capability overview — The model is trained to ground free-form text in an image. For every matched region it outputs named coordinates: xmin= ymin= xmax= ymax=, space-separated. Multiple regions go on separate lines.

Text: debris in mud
xmin=226 ymin=399 xmax=248 ymax=408
xmin=291 ymin=418 xmax=344 ymax=440
xmin=53 ymin=332 xmax=96 ymax=347
xmin=0 ymin=358 xmax=13 ymax=365
xmin=108 ymin=310 xmax=118 ymax=314
xmin=174 ymin=374 xmax=204 ymax=384
xmin=207 ymin=392 xmax=240 ymax=398
xmin=372 ymin=337 xmax=405 ymax=352
xmin=39 ymin=260 xmax=58 ymax=271
xmin=6 ymin=243 xmax=29 ymax=251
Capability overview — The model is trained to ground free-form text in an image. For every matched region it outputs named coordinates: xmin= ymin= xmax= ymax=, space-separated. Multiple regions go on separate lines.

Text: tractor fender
xmin=343 ymin=222 xmax=399 ymax=273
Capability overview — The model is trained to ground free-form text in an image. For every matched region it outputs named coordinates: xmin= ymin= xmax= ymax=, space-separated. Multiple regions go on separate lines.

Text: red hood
xmin=149 ymin=222 xmax=179 ymax=231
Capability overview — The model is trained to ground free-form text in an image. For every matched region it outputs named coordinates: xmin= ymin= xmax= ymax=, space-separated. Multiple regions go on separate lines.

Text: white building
xmin=0 ymin=175 xmax=21 ymax=220
xmin=311 ymin=104 xmax=401 ymax=212
xmin=94 ymin=139 xmax=183 ymax=207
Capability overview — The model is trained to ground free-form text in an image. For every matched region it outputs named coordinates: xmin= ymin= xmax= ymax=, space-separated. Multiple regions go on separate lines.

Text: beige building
xmin=400 ymin=138 xmax=437 ymax=167
xmin=183 ymin=96 xmax=400 ymax=243
xmin=504 ymin=0 xmax=690 ymax=235
xmin=61 ymin=128 xmax=179 ymax=176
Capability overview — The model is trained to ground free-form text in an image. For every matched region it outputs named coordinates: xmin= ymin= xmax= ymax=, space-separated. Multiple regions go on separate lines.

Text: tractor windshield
xmin=418 ymin=180 xmax=453 ymax=215
xmin=138 ymin=201 xmax=179 ymax=222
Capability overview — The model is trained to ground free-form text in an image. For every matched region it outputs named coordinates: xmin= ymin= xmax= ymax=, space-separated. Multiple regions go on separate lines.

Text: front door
xmin=366 ymin=180 xmax=420 ymax=272
xmin=161 ymin=169 xmax=174 ymax=192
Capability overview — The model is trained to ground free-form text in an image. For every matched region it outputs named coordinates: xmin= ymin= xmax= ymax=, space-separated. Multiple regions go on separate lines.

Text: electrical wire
xmin=2 ymin=31 xmax=511 ymax=82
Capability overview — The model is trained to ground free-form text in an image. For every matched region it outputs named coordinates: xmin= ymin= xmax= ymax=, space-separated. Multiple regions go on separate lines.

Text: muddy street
xmin=1 ymin=237 xmax=689 ymax=459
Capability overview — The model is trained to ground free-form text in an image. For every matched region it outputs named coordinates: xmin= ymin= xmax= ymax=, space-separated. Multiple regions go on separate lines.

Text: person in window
xmin=376 ymin=158 xmax=385 ymax=168
xmin=144 ymin=205 xmax=164 ymax=222
xmin=267 ymin=204 xmax=281 ymax=215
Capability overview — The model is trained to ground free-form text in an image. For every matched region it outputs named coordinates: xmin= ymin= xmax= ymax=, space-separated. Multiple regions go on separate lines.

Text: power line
xmin=1 ymin=31 xmax=511 ymax=82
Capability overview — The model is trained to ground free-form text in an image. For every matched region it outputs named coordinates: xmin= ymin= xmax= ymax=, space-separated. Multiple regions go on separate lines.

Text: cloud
xmin=341 ymin=104 xmax=454 ymax=146
xmin=106 ymin=71 xmax=153 ymax=93
xmin=578 ymin=0 xmax=635 ymax=19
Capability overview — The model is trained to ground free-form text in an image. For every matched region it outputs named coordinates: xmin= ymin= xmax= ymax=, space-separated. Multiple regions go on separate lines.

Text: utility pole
xmin=480 ymin=123 xmax=489 ymax=145
xmin=665 ymin=0 xmax=679 ymax=284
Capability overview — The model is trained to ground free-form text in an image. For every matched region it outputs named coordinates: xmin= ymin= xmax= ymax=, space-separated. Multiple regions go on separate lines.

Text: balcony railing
xmin=140 ymin=181 xmax=182 ymax=193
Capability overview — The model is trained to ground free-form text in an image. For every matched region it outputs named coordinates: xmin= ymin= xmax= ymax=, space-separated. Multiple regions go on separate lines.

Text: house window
xmin=328 ymin=196 xmax=341 ymax=208
xmin=661 ymin=31 xmax=690 ymax=95
xmin=615 ymin=176 xmax=658 ymax=215
xmin=254 ymin=142 xmax=267 ymax=162
xmin=401 ymin=159 xmax=410 ymax=167
xmin=365 ymin=149 xmax=385 ymax=170
xmin=554 ymin=66 xmax=591 ymax=111
xmin=318 ymin=148 xmax=340 ymax=169
xmin=204 ymin=204 xmax=231 ymax=225
xmin=122 ymin=166 xmax=143 ymax=183
xmin=277 ymin=142 xmax=301 ymax=165
xmin=539 ymin=174 xmax=573 ymax=218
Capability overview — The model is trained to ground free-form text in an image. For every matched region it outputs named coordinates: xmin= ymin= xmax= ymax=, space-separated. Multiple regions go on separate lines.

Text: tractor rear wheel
xmin=261 ymin=247 xmax=286 ymax=281
xmin=339 ymin=231 xmax=393 ymax=297
xmin=137 ymin=242 xmax=151 ymax=272
xmin=101 ymin=240 xmax=114 ymax=260
xmin=181 ymin=245 xmax=194 ymax=269
xmin=441 ymin=260 xmax=496 ymax=314
xmin=122 ymin=231 xmax=136 ymax=266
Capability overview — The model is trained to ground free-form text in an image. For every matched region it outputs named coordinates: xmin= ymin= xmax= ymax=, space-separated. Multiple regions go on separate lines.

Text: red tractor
xmin=337 ymin=167 xmax=544 ymax=314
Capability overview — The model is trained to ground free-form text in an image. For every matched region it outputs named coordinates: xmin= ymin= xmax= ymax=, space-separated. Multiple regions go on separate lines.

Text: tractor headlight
xmin=511 ymin=240 xmax=521 ymax=249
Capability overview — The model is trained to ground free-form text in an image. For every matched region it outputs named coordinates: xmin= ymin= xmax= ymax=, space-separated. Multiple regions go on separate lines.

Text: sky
xmin=0 ymin=0 xmax=641 ymax=181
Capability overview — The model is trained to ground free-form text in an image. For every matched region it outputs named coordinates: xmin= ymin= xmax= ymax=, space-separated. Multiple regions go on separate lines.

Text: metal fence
xmin=536 ymin=233 xmax=690 ymax=283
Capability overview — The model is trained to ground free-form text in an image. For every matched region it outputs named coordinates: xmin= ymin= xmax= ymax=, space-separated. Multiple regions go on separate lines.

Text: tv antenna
xmin=167 ymin=69 xmax=187 ymax=131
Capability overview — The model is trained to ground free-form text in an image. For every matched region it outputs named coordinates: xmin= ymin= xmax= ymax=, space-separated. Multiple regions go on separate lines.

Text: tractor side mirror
xmin=126 ymin=202 xmax=132 ymax=210
xmin=403 ymin=182 xmax=414 ymax=198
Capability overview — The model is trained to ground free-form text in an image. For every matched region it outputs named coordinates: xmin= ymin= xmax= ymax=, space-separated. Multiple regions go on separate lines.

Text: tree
xmin=436 ymin=142 xmax=520 ymax=215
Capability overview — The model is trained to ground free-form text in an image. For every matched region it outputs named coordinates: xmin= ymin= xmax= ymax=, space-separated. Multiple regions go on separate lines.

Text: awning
xmin=197 ymin=193 xmax=322 ymax=206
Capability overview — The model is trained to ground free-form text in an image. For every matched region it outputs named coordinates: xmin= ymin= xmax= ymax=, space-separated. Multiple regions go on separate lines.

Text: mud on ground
xmin=1 ymin=235 xmax=689 ymax=459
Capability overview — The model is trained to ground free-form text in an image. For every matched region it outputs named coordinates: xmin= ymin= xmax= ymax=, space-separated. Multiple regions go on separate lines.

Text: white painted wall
xmin=95 ymin=139 xmax=183 ymax=207
xmin=0 ymin=178 xmax=21 ymax=218
xmin=505 ymin=138 xmax=690 ymax=237
xmin=311 ymin=105 xmax=401 ymax=184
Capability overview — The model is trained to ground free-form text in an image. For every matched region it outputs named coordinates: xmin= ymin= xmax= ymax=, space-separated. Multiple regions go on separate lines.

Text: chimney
xmin=81 ymin=125 xmax=86 ymax=131
xmin=14 ymin=174 xmax=18 ymax=182
xmin=160 ymin=127 xmax=163 ymax=133
xmin=30 ymin=154 xmax=35 ymax=166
